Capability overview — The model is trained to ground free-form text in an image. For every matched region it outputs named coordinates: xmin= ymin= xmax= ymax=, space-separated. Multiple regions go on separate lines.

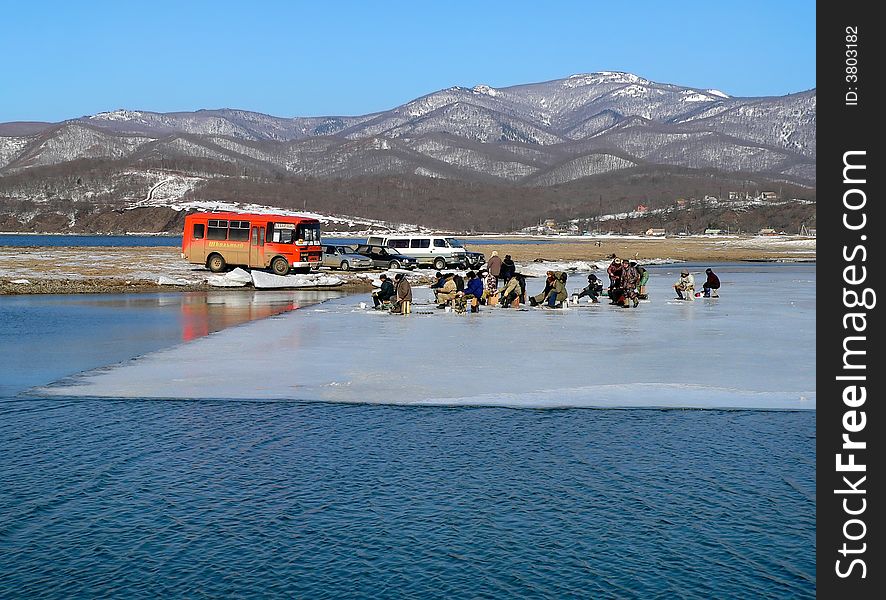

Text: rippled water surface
xmin=1 ymin=402 xmax=814 ymax=598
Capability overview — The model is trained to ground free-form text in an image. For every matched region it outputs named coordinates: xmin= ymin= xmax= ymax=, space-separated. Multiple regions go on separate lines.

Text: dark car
xmin=462 ymin=250 xmax=486 ymax=270
xmin=353 ymin=244 xmax=419 ymax=270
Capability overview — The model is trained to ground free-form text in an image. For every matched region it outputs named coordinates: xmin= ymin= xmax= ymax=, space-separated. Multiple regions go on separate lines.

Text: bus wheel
xmin=207 ymin=253 xmax=226 ymax=273
xmin=270 ymin=257 xmax=289 ymax=276
xmin=433 ymin=257 xmax=446 ymax=271
xmin=339 ymin=260 xmax=350 ymax=271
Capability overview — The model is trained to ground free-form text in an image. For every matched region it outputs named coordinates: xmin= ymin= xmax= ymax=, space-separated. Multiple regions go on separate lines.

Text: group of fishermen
xmin=605 ymin=257 xmax=649 ymax=308
xmin=371 ymin=250 xmax=721 ymax=313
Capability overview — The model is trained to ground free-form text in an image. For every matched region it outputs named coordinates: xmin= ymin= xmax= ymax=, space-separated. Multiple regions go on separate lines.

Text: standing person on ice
xmin=481 ymin=269 xmax=497 ymax=304
xmin=486 ymin=251 xmax=502 ymax=283
xmin=636 ymin=265 xmax=650 ymax=300
xmin=674 ymin=269 xmax=695 ymax=300
xmin=702 ymin=268 xmax=721 ymax=297
xmin=621 ymin=261 xmax=640 ymax=308
xmin=607 ymin=257 xmax=624 ymax=304
xmin=500 ymin=254 xmax=516 ymax=283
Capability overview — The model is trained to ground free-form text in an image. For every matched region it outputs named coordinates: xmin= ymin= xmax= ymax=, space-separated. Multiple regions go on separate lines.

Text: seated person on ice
xmin=576 ymin=274 xmax=603 ymax=303
xmin=702 ymin=268 xmax=720 ymax=297
xmin=529 ymin=271 xmax=556 ymax=306
xmin=430 ymin=271 xmax=446 ymax=294
xmin=391 ymin=273 xmax=412 ymax=314
xmin=498 ymin=273 xmax=523 ymax=308
xmin=435 ymin=274 xmax=458 ymax=308
xmin=372 ymin=274 xmax=396 ymax=308
xmin=543 ymin=271 xmax=568 ymax=308
xmin=464 ymin=271 xmax=483 ymax=313
xmin=674 ymin=269 xmax=695 ymax=300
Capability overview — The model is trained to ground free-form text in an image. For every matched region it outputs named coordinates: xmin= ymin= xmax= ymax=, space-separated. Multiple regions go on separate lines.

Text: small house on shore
xmin=645 ymin=228 xmax=666 ymax=236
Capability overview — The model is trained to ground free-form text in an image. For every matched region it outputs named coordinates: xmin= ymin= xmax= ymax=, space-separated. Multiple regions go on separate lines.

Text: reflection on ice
xmin=41 ymin=265 xmax=816 ymax=409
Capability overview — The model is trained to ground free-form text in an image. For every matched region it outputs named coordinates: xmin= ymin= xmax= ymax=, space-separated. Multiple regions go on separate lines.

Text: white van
xmin=366 ymin=235 xmax=469 ymax=270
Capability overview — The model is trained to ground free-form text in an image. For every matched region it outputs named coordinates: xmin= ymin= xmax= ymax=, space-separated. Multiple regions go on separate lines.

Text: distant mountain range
xmin=0 ymin=72 xmax=816 ymax=233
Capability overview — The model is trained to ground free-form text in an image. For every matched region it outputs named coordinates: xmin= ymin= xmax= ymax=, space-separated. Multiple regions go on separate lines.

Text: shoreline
xmin=1 ymin=237 xmax=814 ymax=296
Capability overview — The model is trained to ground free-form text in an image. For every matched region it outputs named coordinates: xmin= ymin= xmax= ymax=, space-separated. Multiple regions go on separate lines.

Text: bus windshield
xmin=296 ymin=223 xmax=321 ymax=245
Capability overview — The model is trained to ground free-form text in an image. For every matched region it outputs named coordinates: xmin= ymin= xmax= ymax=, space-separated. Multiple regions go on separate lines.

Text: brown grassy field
xmin=0 ymin=236 xmax=814 ymax=295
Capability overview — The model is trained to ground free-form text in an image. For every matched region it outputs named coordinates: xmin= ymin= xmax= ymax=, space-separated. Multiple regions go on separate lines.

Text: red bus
xmin=181 ymin=212 xmax=322 ymax=275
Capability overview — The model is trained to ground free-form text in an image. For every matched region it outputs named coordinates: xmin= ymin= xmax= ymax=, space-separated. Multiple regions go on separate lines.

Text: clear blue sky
xmin=1 ymin=0 xmax=816 ymax=123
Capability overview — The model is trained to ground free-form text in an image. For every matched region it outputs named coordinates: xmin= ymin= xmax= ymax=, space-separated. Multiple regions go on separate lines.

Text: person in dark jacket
xmin=372 ymin=274 xmax=395 ymax=308
xmin=576 ymin=274 xmax=603 ymax=303
xmin=464 ymin=271 xmax=484 ymax=312
xmin=453 ymin=273 xmax=465 ymax=292
xmin=500 ymin=254 xmax=516 ymax=282
xmin=430 ymin=271 xmax=445 ymax=291
xmin=702 ymin=268 xmax=721 ymax=297
xmin=607 ymin=257 xmax=624 ymax=304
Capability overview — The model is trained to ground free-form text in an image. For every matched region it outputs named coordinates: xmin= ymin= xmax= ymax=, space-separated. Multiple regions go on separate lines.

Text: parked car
xmin=352 ymin=244 xmax=419 ymax=270
xmin=366 ymin=235 xmax=469 ymax=270
xmin=321 ymin=245 xmax=373 ymax=271
xmin=462 ymin=249 xmax=486 ymax=270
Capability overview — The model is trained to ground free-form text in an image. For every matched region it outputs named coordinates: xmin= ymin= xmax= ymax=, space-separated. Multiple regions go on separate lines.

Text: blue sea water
xmin=0 ymin=287 xmax=816 ymax=598
xmin=0 ymin=234 xmax=182 ymax=247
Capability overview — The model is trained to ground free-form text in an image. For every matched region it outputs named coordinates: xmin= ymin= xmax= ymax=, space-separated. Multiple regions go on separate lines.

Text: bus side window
xmin=229 ymin=220 xmax=250 ymax=241
xmin=207 ymin=220 xmax=228 ymax=240
xmin=193 ymin=223 xmax=205 ymax=239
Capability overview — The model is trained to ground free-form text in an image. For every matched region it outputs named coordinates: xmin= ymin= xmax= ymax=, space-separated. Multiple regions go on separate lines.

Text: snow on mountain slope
xmin=0 ymin=72 xmax=816 ymax=186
